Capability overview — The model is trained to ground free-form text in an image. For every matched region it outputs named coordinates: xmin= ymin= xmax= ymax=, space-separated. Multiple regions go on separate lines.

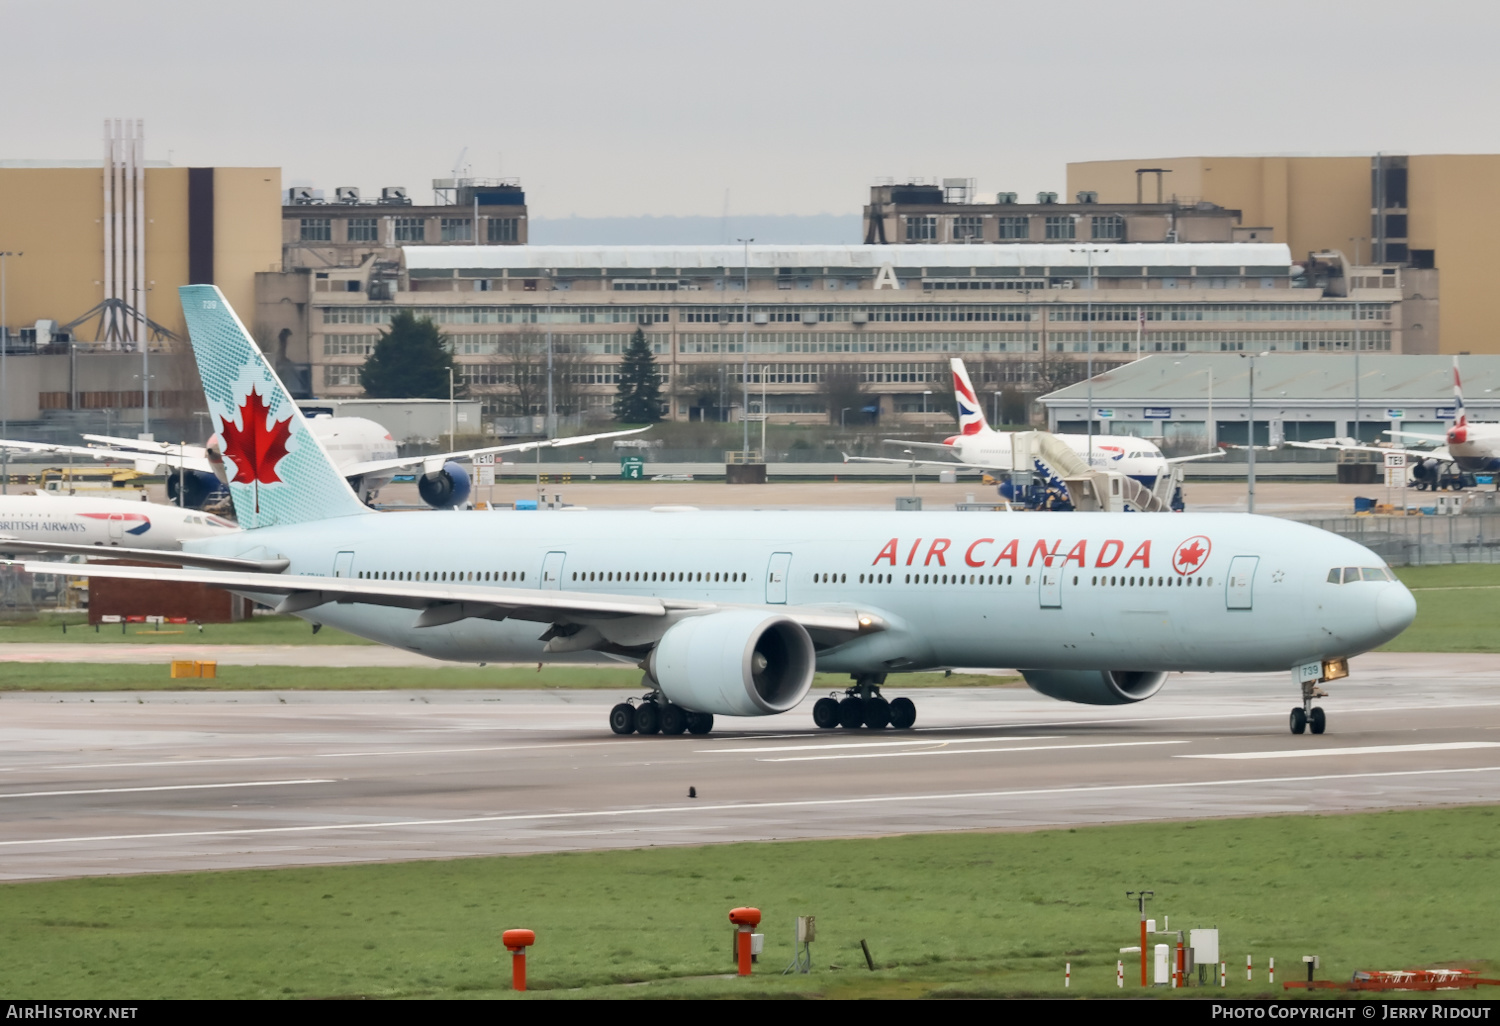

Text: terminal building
xmin=1038 ymin=353 xmax=1500 ymax=447
xmin=290 ymin=241 xmax=1406 ymax=428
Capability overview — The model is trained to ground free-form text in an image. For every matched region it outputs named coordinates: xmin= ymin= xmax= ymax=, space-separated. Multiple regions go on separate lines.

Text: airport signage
xmin=1095 ymin=409 xmax=1114 ymax=419
xmin=1143 ymin=408 xmax=1171 ymax=419
xmin=1437 ymin=408 xmax=1456 ymax=420
xmin=1386 ymin=409 xmax=1405 ymax=420
xmin=1385 ymin=452 xmax=1406 ymax=469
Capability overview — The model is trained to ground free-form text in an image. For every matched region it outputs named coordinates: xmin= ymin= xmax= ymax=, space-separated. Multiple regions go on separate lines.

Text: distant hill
xmin=528 ymin=214 xmax=861 ymax=246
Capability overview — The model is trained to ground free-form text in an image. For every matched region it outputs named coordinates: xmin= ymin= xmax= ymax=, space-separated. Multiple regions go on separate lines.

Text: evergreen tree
xmin=613 ymin=327 xmax=664 ymax=423
xmin=358 ymin=310 xmax=458 ymax=399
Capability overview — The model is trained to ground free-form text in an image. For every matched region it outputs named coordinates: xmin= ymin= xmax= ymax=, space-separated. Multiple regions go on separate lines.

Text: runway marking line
xmin=4 ymin=765 xmax=1500 ymax=849
xmin=704 ymin=735 xmax=1064 ymax=754
xmin=1181 ymin=741 xmax=1500 ymax=761
xmin=758 ymin=740 xmax=1188 ymax=763
xmin=0 ymin=779 xmax=335 ymax=800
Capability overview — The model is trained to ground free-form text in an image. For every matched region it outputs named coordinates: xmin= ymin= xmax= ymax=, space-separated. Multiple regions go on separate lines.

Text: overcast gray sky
xmin=4 ymin=0 xmax=1496 ymax=218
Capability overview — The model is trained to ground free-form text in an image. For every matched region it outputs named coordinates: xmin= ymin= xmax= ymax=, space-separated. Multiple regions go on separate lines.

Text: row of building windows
xmin=321 ymin=301 xmax=1385 ymax=328
xmin=298 ymin=217 xmax=520 ymax=244
xmin=905 ymin=214 xmax=1125 ymax=242
xmin=448 ymin=333 xmax=669 ymax=356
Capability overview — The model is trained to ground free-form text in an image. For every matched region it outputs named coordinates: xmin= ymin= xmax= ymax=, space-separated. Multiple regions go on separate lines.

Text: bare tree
xmin=818 ymin=363 xmax=868 ymax=426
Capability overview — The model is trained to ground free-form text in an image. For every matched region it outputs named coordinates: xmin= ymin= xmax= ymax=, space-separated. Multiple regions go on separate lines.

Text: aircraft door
xmin=541 ymin=551 xmax=566 ymax=590
xmin=1038 ymin=565 xmax=1062 ymax=608
xmin=766 ymin=552 xmax=792 ymax=604
xmin=107 ymin=514 xmax=124 ymax=541
xmin=1226 ymin=555 xmax=1258 ymax=609
xmin=332 ymin=551 xmax=355 ymax=578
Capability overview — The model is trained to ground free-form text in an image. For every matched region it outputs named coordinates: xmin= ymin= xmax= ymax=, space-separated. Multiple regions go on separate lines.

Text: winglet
xmin=179 ymin=285 xmax=367 ymax=527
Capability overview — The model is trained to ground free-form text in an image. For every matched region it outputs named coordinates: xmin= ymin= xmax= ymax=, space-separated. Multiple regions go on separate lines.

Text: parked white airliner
xmin=16 ymin=287 xmax=1417 ymax=739
xmin=845 ymin=358 xmax=1221 ymax=507
xmin=2 ymin=409 xmax=645 ymax=509
xmin=0 ymin=493 xmax=237 ymax=559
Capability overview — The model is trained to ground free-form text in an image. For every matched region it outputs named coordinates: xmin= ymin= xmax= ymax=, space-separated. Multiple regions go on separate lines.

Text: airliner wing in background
xmin=841 ymin=453 xmax=993 ymax=471
xmin=12 ymin=559 xmax=879 ymax=642
xmin=1164 ymin=450 xmax=1227 ymax=465
xmin=0 ymin=437 xmax=160 ymax=465
xmin=0 ymin=539 xmax=287 ymax=573
xmin=1385 ymin=429 xmax=1449 ymax=443
xmin=1284 ymin=439 xmax=1453 ymax=462
xmin=878 ymin=439 xmax=962 ymax=454
xmin=313 ymin=426 xmax=652 ymax=481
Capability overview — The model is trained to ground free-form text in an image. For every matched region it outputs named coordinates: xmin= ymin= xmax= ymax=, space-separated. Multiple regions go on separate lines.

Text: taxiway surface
xmin=2 ymin=652 xmax=1498 ymax=881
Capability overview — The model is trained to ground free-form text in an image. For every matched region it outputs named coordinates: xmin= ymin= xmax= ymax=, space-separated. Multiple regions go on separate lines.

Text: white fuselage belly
xmin=191 ymin=510 xmax=1405 ymax=675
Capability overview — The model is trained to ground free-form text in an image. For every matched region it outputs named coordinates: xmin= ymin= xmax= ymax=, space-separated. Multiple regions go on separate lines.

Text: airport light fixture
xmin=1071 ymin=246 xmax=1110 ymax=464
xmin=1174 ymin=359 xmax=1214 ymax=449
xmin=1240 ymin=350 xmax=1271 ymax=513
xmin=738 ymin=238 xmax=754 ymax=458
xmin=841 ymin=407 xmax=851 ymax=429
xmin=1 ymin=251 xmax=22 ymax=454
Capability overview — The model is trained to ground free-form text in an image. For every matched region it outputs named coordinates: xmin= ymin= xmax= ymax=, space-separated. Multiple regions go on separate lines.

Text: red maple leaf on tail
xmin=219 ymin=388 xmax=292 ymax=512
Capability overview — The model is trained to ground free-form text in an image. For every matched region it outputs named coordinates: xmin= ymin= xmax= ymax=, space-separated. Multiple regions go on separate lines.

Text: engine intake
xmin=1020 ymin=669 xmax=1168 ymax=706
xmin=166 ymin=469 xmax=228 ymax=510
xmin=417 ymin=461 xmax=472 ymax=509
xmin=648 ymin=610 xmax=816 ymax=717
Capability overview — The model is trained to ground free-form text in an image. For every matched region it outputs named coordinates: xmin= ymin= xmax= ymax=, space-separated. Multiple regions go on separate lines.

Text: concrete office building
xmin=296 ymin=242 xmax=1405 ymax=429
xmin=1065 ymin=155 xmax=1500 ymax=355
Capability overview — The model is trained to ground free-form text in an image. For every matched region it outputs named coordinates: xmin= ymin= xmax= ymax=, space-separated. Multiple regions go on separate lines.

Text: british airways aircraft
xmin=845 ymin=358 xmax=1221 ymax=509
xmin=0 ymin=493 xmax=237 ymax=559
xmin=16 ymin=287 xmax=1416 ymax=739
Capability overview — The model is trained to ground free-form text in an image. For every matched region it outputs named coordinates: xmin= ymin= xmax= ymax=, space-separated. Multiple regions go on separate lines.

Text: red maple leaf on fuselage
xmin=220 ymin=388 xmax=292 ymax=486
xmin=1175 ymin=541 xmax=1206 ymax=569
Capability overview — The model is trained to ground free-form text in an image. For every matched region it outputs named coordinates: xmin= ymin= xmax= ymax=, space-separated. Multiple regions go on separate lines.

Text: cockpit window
xmin=1329 ymin=566 xmax=1395 ymax=584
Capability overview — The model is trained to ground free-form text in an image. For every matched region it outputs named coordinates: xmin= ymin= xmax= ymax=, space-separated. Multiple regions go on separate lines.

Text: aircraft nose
xmin=1377 ymin=583 xmax=1417 ymax=635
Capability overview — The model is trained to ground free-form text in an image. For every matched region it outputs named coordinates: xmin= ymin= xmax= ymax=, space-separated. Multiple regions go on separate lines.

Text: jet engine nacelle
xmin=1020 ymin=669 xmax=1168 ymax=706
xmin=417 ymin=461 xmax=472 ymax=509
xmin=165 ymin=468 xmax=229 ymax=510
xmin=1411 ymin=458 xmax=1442 ymax=486
xmin=647 ymin=610 xmax=816 ymax=717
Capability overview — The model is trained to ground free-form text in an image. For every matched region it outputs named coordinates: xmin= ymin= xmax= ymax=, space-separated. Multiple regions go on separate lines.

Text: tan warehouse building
xmin=1067 ymin=155 xmax=1500 ymax=355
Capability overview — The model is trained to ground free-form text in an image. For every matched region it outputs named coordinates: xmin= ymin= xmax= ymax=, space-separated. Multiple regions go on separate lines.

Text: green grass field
xmin=0 ymin=613 xmax=372 ymax=646
xmin=1383 ymin=564 xmax=1500 ymax=652
xmin=1 ymin=806 xmax=1494 ymax=999
xmin=0 ymin=663 xmax=1018 ymax=693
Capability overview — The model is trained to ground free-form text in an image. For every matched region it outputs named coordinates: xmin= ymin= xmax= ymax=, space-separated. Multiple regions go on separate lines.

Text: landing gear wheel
xmin=1309 ymin=706 xmax=1326 ymax=735
xmin=889 ymin=696 xmax=917 ymax=730
xmin=812 ymin=697 xmax=840 ymax=730
xmin=837 ymin=696 xmax=865 ymax=729
xmin=636 ymin=702 xmax=662 ymax=735
xmin=686 ymin=711 xmax=714 ymax=735
xmin=660 ymin=703 xmax=688 ymax=736
xmin=1290 ymin=706 xmax=1307 ymax=735
xmin=609 ymin=702 xmax=637 ymax=735
xmin=863 ymin=697 xmax=891 ymax=730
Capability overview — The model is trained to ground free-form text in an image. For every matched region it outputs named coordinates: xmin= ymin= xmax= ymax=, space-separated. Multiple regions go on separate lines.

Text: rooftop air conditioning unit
xmin=1037 ymin=191 xmax=1058 ymax=204
xmin=996 ymin=192 xmax=1018 ymax=204
xmin=1076 ymin=191 xmax=1099 ymax=204
xmin=753 ymin=312 xmax=769 ymax=325
xmin=801 ymin=312 xmax=819 ymax=325
xmin=288 ymin=186 xmax=314 ymax=204
xmin=381 ymin=186 xmax=410 ymax=204
xmin=335 ymin=186 xmax=360 ymax=204
xmin=851 ymin=311 xmax=869 ymax=324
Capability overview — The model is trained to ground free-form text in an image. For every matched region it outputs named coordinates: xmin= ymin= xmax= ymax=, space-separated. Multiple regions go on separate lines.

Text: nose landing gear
xmin=813 ymin=674 xmax=917 ymax=730
xmin=1290 ymin=681 xmax=1329 ymax=735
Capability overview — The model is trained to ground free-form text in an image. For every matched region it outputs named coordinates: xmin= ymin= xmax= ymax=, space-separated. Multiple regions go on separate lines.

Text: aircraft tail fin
xmin=179 ymin=285 xmax=367 ymax=528
xmin=950 ymin=358 xmax=988 ymax=436
xmin=1449 ymin=356 xmax=1469 ymax=444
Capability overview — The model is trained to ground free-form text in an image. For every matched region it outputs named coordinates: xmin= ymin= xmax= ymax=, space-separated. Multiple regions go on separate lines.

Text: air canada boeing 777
xmin=16 ymin=287 xmax=1416 ymax=737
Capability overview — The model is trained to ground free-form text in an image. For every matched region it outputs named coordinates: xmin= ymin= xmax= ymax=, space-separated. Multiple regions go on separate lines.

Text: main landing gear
xmin=1290 ymin=681 xmax=1328 ymax=735
xmin=812 ymin=673 xmax=916 ymax=731
xmin=609 ymin=690 xmax=713 ymax=736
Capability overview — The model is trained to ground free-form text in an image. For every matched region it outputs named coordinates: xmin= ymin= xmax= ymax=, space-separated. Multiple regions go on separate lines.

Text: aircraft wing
xmin=841 ymin=453 xmax=995 ymax=472
xmin=881 ymin=439 xmax=959 ymax=454
xmin=1386 ymin=429 xmax=1448 ymax=442
xmin=1284 ymin=440 xmax=1453 ymax=461
xmin=0 ymin=539 xmax=285 ymax=573
xmin=1164 ymin=450 xmax=1226 ymax=465
xmin=0 ymin=438 xmax=149 ymax=464
xmin=13 ymin=560 xmax=882 ymax=640
xmin=340 ymin=426 xmax=652 ymax=479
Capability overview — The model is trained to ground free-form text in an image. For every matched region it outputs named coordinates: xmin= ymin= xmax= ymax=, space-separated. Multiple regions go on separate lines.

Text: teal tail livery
xmin=179 ymin=284 xmax=367 ymax=527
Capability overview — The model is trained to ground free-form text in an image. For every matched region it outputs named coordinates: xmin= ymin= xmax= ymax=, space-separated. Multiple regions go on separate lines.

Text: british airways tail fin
xmin=180 ymin=285 xmax=367 ymax=528
xmin=950 ymin=358 xmax=989 ymax=435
